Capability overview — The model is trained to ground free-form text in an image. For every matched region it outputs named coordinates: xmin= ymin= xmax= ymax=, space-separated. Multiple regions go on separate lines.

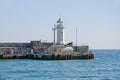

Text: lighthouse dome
xmin=57 ymin=17 xmax=63 ymax=23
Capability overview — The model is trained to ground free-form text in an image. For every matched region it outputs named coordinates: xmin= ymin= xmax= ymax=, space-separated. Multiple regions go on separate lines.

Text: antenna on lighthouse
xmin=59 ymin=10 xmax=62 ymax=18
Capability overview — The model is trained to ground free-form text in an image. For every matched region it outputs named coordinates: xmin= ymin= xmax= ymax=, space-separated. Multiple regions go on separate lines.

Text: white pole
xmin=76 ymin=27 xmax=77 ymax=51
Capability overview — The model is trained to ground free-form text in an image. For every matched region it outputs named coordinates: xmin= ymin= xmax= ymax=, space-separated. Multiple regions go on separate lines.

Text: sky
xmin=0 ymin=0 xmax=120 ymax=49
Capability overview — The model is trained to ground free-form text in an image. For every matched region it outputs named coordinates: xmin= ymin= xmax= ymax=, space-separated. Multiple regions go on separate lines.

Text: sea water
xmin=0 ymin=50 xmax=120 ymax=80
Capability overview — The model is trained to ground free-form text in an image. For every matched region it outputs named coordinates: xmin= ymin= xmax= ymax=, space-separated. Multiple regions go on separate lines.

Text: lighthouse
xmin=56 ymin=17 xmax=65 ymax=45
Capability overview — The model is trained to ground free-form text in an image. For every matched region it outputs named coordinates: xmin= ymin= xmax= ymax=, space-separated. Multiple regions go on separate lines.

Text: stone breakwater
xmin=0 ymin=53 xmax=95 ymax=60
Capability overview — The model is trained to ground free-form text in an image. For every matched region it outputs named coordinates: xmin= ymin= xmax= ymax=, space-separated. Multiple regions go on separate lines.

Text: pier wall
xmin=0 ymin=41 xmax=90 ymax=55
xmin=0 ymin=43 xmax=31 ymax=47
xmin=0 ymin=41 xmax=53 ymax=48
xmin=0 ymin=53 xmax=95 ymax=60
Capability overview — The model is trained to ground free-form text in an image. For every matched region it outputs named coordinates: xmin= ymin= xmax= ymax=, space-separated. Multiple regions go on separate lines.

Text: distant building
xmin=31 ymin=41 xmax=42 ymax=49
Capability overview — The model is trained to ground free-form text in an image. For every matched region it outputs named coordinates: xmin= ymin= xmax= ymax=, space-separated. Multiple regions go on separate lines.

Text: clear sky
xmin=0 ymin=0 xmax=120 ymax=49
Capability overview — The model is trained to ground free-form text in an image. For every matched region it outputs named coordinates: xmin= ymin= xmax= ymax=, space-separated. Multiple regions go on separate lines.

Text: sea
xmin=0 ymin=50 xmax=120 ymax=80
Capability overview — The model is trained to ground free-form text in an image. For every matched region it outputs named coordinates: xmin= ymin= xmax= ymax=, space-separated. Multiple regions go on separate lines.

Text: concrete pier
xmin=0 ymin=53 xmax=94 ymax=60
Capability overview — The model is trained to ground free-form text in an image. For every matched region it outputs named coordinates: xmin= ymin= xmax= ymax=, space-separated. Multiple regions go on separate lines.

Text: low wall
xmin=73 ymin=46 xmax=89 ymax=53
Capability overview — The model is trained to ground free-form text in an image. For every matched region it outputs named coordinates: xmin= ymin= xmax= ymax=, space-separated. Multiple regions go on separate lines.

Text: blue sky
xmin=0 ymin=0 xmax=120 ymax=49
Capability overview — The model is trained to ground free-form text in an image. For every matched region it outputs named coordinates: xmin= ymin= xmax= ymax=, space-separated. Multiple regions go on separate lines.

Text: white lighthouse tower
xmin=56 ymin=17 xmax=65 ymax=45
